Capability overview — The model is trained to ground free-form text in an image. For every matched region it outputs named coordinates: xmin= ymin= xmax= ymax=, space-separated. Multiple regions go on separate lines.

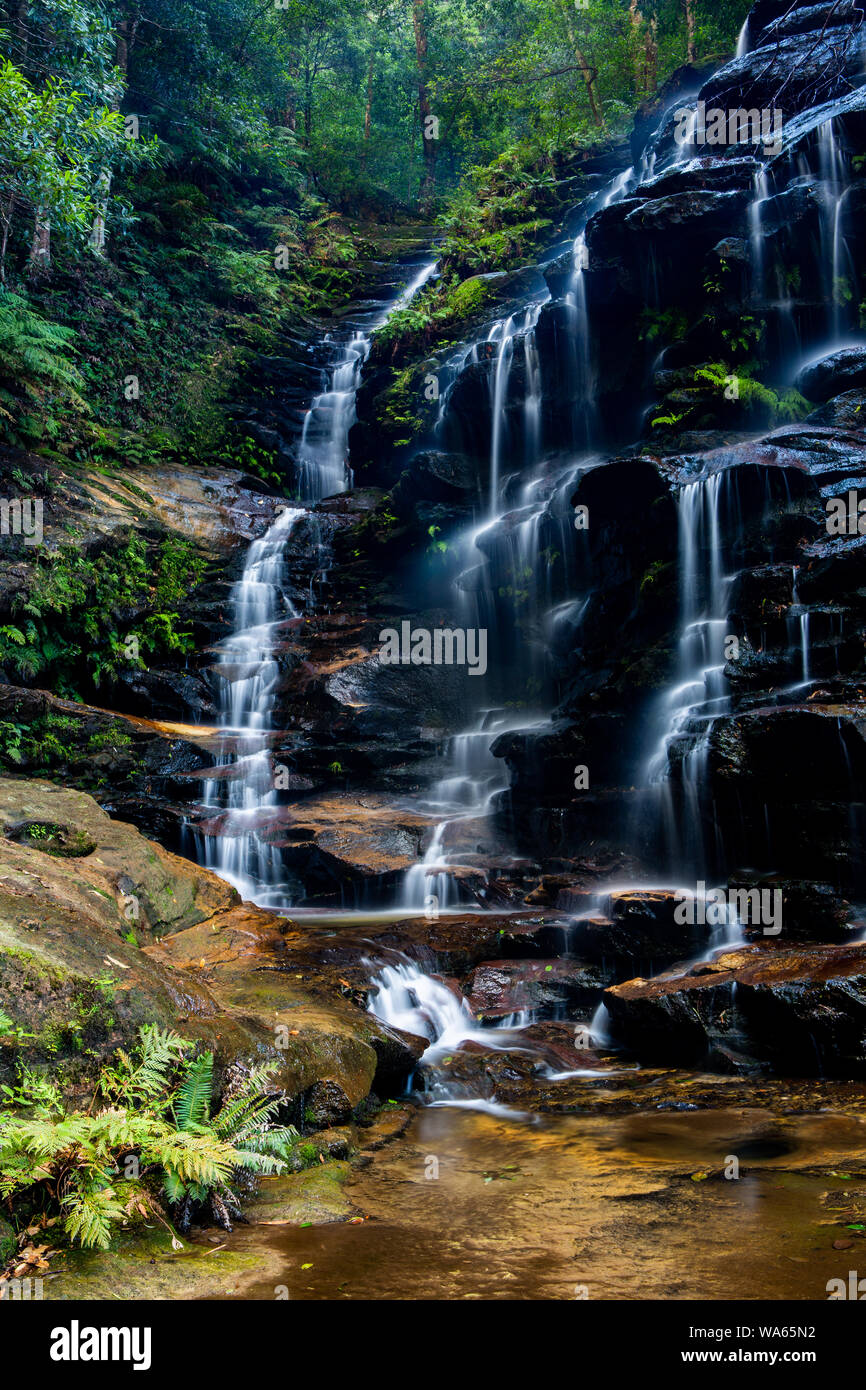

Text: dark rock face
xmin=605 ymin=943 xmax=866 ymax=1077
xmin=464 ymin=958 xmax=605 ymax=1020
xmin=571 ymin=890 xmax=715 ymax=971
xmin=699 ymin=26 xmax=866 ymax=117
xmin=797 ymin=347 xmax=866 ymax=401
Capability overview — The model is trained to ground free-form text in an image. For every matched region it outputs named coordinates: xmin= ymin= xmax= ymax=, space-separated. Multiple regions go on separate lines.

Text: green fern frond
xmin=173 ymin=1052 xmax=213 ymax=1131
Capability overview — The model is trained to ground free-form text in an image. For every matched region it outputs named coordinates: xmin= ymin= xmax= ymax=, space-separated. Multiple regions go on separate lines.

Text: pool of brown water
xmin=213 ymin=1102 xmax=866 ymax=1300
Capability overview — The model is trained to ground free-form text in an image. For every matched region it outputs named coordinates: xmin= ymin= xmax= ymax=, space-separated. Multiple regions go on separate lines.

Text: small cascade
xmin=749 ymin=168 xmax=769 ymax=304
xmin=296 ymin=332 xmax=366 ymax=500
xmin=735 ymin=18 xmax=750 ymax=58
xmin=366 ymin=957 xmax=531 ymax=1065
xmin=488 ymin=314 xmax=516 ymax=513
xmin=298 ymin=258 xmax=438 ymax=501
xmin=817 ymin=118 xmax=853 ymax=339
xmin=789 ymin=565 xmax=811 ymax=686
xmin=566 ymin=232 xmax=595 ymax=445
xmin=646 ymin=474 xmax=733 ymax=874
xmin=400 ymin=710 xmax=540 ymax=910
xmin=198 ymin=506 xmax=305 ymax=905
xmin=191 ymin=258 xmax=437 ymax=904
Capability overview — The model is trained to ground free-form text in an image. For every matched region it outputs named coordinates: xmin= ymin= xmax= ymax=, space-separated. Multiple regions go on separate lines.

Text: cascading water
xmin=366 ymin=957 xmax=531 ymax=1063
xmin=192 ymin=258 xmax=437 ymax=904
xmin=198 ymin=506 xmax=304 ymax=905
xmin=645 ymin=474 xmax=732 ymax=874
xmin=192 ymin=33 xmax=864 ymax=1100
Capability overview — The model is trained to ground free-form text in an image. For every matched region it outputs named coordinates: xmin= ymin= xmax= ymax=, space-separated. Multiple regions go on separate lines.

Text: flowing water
xmin=190 ymin=59 xmax=862 ymax=1096
xmin=191 ymin=257 xmax=436 ymax=907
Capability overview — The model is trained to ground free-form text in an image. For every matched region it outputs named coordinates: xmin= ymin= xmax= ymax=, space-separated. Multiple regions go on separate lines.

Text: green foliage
xmin=0 ymin=292 xmax=87 ymax=442
xmin=694 ymin=363 xmax=811 ymax=422
xmin=0 ymin=1025 xmax=300 ymax=1251
xmin=3 ymin=531 xmax=208 ymax=695
xmin=639 ymin=306 xmax=689 ymax=345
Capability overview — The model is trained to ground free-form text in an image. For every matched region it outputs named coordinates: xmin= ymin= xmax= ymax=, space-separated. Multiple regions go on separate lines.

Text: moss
xmin=443 ymin=274 xmax=490 ymax=320
xmin=374 ymin=366 xmax=428 ymax=446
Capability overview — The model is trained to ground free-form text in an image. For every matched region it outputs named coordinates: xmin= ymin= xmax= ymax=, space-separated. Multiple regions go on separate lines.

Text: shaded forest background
xmin=0 ymin=0 xmax=749 ymax=471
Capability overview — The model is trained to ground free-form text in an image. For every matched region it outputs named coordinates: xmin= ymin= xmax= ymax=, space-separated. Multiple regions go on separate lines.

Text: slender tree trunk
xmin=28 ymin=207 xmax=51 ymax=275
xmin=559 ymin=1 xmax=604 ymax=128
xmin=362 ymin=46 xmax=376 ymax=169
xmin=629 ymin=0 xmax=644 ymax=94
xmin=89 ymin=170 xmax=111 ymax=255
xmin=644 ymin=16 xmax=658 ymax=94
xmin=11 ymin=0 xmax=29 ymax=66
xmin=683 ymin=0 xmax=697 ymax=63
xmin=0 ymin=194 xmax=16 ymax=285
xmin=412 ymin=0 xmax=436 ymax=210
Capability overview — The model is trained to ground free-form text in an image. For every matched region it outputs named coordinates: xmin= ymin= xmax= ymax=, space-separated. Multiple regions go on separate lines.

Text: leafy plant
xmin=0 ymin=292 xmax=87 ymax=442
xmin=0 ymin=1025 xmax=299 ymax=1251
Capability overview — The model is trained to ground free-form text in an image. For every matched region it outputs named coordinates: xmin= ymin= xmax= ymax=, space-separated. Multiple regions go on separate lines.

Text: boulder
xmin=605 ymin=942 xmax=866 ymax=1075
xmin=796 ymin=347 xmax=866 ymax=403
xmin=463 ymin=958 xmax=605 ymax=1020
xmin=570 ymin=888 xmax=714 ymax=969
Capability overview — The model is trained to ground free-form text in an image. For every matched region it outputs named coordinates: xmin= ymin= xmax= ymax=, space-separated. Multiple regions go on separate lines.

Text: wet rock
xmin=806 ymin=388 xmax=866 ymax=432
xmin=730 ymin=876 xmax=856 ymax=942
xmin=630 ymin=62 xmax=718 ymax=161
xmin=624 ymin=189 xmax=751 ymax=236
xmin=304 ymin=1079 xmax=354 ymax=1128
xmin=605 ymin=941 xmax=866 ymax=1076
xmin=464 ymin=958 xmax=605 ymax=1020
xmin=194 ymin=792 xmax=431 ymax=905
xmin=698 ymin=26 xmax=866 ymax=118
xmin=570 ymin=889 xmax=714 ymax=970
xmin=367 ymin=1023 xmax=428 ymax=1092
xmin=0 ymin=776 xmax=236 ymax=937
xmin=796 ymin=347 xmax=866 ymax=403
xmin=756 ymin=0 xmax=863 ymax=46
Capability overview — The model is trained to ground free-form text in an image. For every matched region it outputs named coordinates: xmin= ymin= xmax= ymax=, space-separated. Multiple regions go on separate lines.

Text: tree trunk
xmin=362 ymin=45 xmax=376 ymax=169
xmin=11 ymin=0 xmax=29 ymax=66
xmin=683 ymin=0 xmax=697 ymax=63
xmin=115 ymin=20 xmax=130 ymax=75
xmin=412 ymin=0 xmax=436 ymax=210
xmin=0 ymin=194 xmax=16 ymax=286
xmin=644 ymin=16 xmax=658 ymax=94
xmin=28 ymin=208 xmax=51 ymax=275
xmin=559 ymin=1 xmax=604 ymax=127
xmin=629 ymin=0 xmax=644 ymax=94
xmin=89 ymin=170 xmax=111 ymax=255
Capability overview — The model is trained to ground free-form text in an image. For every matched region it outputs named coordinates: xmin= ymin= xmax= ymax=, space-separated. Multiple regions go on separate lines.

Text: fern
xmin=0 ymin=1026 xmax=300 ymax=1252
xmin=0 ymin=293 xmax=88 ymax=444
xmin=173 ymin=1052 xmax=213 ymax=1130
xmin=101 ymin=1025 xmax=190 ymax=1106
xmin=61 ymin=1183 xmax=127 ymax=1251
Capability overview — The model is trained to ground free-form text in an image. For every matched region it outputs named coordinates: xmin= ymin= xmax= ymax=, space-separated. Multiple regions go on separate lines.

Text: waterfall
xmin=192 ymin=258 xmax=437 ymax=904
xmin=646 ymin=474 xmax=732 ymax=874
xmin=297 ymin=258 xmax=438 ymax=501
xmin=367 ymin=957 xmax=531 ymax=1064
xmin=199 ymin=506 xmax=304 ymax=905
xmin=790 ymin=566 xmax=811 ymax=686
xmin=735 ymin=19 xmax=749 ymax=58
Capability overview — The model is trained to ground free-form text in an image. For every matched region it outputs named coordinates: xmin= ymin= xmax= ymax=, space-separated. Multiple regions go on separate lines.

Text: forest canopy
xmin=1 ymin=0 xmax=751 ymax=267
